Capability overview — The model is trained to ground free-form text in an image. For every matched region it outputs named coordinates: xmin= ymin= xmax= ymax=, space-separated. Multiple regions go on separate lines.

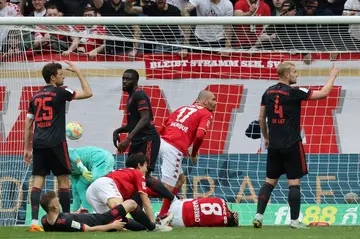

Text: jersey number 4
xmin=34 ymin=97 xmax=53 ymax=121
xmin=176 ymin=107 xmax=198 ymax=123
xmin=274 ymin=95 xmax=283 ymax=118
xmin=200 ymin=203 xmax=223 ymax=216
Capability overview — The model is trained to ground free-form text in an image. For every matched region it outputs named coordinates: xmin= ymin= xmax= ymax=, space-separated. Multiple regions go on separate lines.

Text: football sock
xmin=288 ymin=185 xmax=301 ymax=220
xmin=256 ymin=182 xmax=274 ymax=215
xmin=31 ymin=187 xmax=41 ymax=221
xmin=146 ymin=176 xmax=174 ymax=201
xmin=130 ymin=205 xmax=156 ymax=231
xmin=58 ymin=188 xmax=71 ymax=213
xmin=158 ymin=187 xmax=179 ymax=217
xmin=125 ymin=219 xmax=147 ymax=231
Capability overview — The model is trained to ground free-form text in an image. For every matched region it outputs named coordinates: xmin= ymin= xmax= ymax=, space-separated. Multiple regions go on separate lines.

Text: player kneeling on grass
xmin=86 ymin=153 xmax=173 ymax=232
xmin=166 ymin=197 xmax=238 ymax=227
xmin=40 ymin=191 xmax=131 ymax=232
xmin=69 ymin=146 xmax=115 ymax=212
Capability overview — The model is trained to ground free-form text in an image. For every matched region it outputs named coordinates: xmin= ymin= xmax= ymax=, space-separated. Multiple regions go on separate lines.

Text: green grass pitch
xmin=1 ymin=226 xmax=360 ymax=239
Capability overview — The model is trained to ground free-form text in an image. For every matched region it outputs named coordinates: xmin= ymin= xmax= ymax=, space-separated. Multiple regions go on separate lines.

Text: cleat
xmin=253 ymin=214 xmax=263 ymax=228
xmin=158 ymin=212 xmax=174 ymax=227
xmin=30 ymin=224 xmax=44 ymax=232
xmin=152 ymin=224 xmax=172 ymax=232
xmin=290 ymin=220 xmax=309 ymax=229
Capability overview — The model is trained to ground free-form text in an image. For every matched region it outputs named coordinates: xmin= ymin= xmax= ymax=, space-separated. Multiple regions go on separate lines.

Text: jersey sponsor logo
xmin=71 ymin=220 xmax=81 ymax=229
xmin=170 ymin=121 xmax=189 ymax=132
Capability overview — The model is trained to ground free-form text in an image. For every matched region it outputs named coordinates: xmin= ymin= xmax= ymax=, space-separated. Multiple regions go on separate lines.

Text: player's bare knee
xmin=107 ymin=197 xmax=123 ymax=209
xmin=33 ymin=175 xmax=46 ymax=189
xmin=176 ymin=174 xmax=186 ymax=188
xmin=122 ymin=199 xmax=137 ymax=212
xmin=288 ymin=178 xmax=300 ymax=186
xmin=265 ymin=177 xmax=278 ymax=187
xmin=57 ymin=175 xmax=70 ymax=188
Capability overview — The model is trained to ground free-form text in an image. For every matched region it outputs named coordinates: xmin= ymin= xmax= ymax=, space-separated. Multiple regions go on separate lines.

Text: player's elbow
xmin=195 ymin=129 xmax=206 ymax=140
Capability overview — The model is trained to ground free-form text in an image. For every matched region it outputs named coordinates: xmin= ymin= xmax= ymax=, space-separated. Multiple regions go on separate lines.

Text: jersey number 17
xmin=176 ymin=107 xmax=198 ymax=123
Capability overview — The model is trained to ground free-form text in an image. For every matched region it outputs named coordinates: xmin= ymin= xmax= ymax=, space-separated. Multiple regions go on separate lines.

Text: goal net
xmin=1 ymin=16 xmax=360 ymax=226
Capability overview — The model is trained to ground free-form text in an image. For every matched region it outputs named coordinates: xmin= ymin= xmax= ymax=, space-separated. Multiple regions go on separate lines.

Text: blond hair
xmin=277 ymin=61 xmax=295 ymax=78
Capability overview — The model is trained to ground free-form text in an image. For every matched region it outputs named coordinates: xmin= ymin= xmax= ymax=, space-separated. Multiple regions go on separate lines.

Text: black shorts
xmin=128 ymin=134 xmax=160 ymax=173
xmin=32 ymin=141 xmax=71 ymax=176
xmin=266 ymin=141 xmax=308 ymax=180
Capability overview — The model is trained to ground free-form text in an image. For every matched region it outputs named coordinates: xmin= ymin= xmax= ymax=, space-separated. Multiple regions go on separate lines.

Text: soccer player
xmin=157 ymin=90 xmax=216 ymax=217
xmin=86 ymin=153 xmax=173 ymax=232
xmin=253 ymin=62 xmax=340 ymax=229
xmin=69 ymin=146 xmax=115 ymax=212
xmin=40 ymin=191 xmax=138 ymax=232
xmin=167 ymin=197 xmax=238 ymax=227
xmin=24 ymin=61 xmax=93 ymax=232
xmin=112 ymin=69 xmax=175 ymax=201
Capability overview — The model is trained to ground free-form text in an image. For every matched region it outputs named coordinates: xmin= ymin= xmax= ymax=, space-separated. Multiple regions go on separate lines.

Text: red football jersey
xmin=182 ymin=198 xmax=231 ymax=227
xmin=161 ymin=104 xmax=213 ymax=154
xmin=234 ymin=0 xmax=271 ymax=47
xmin=105 ymin=168 xmax=147 ymax=200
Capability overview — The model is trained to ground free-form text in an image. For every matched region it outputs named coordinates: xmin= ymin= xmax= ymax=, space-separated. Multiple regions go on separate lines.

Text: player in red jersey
xmin=157 ymin=90 xmax=216 ymax=217
xmin=168 ymin=197 xmax=238 ymax=227
xmin=86 ymin=153 xmax=173 ymax=232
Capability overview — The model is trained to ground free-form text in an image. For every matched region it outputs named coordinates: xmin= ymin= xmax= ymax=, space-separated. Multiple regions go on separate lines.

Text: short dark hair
xmin=42 ymin=62 xmax=62 ymax=83
xmin=84 ymin=6 xmax=97 ymax=14
xmin=46 ymin=4 xmax=59 ymax=11
xmin=125 ymin=153 xmax=147 ymax=168
xmin=227 ymin=211 xmax=239 ymax=227
xmin=124 ymin=69 xmax=139 ymax=81
xmin=40 ymin=191 xmax=57 ymax=213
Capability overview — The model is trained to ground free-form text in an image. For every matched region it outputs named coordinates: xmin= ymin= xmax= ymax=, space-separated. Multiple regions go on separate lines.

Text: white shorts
xmin=168 ymin=199 xmax=185 ymax=227
xmin=159 ymin=138 xmax=183 ymax=187
xmin=86 ymin=177 xmax=122 ymax=213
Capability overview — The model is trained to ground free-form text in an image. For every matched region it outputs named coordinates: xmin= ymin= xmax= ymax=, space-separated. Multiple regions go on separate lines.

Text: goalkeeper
xmin=69 ymin=146 xmax=115 ymax=212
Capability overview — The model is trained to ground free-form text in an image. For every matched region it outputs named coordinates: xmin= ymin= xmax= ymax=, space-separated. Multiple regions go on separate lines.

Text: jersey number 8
xmin=200 ymin=203 xmax=223 ymax=216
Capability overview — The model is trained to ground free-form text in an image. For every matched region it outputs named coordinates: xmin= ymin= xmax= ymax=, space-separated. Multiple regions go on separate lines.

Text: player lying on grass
xmin=69 ymin=146 xmax=115 ymax=212
xmin=86 ymin=153 xmax=173 ymax=232
xmin=164 ymin=197 xmax=238 ymax=227
xmin=157 ymin=90 xmax=216 ymax=217
xmin=40 ymin=191 xmax=146 ymax=232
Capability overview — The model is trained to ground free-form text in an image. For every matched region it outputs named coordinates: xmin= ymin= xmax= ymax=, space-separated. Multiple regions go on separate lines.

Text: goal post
xmin=0 ymin=16 xmax=360 ymax=226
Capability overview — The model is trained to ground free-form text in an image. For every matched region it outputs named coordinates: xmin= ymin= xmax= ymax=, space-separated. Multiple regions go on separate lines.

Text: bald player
xmin=157 ymin=90 xmax=217 ymax=217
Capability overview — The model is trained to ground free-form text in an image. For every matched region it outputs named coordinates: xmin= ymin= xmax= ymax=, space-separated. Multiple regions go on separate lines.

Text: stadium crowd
xmin=0 ymin=0 xmax=359 ymax=63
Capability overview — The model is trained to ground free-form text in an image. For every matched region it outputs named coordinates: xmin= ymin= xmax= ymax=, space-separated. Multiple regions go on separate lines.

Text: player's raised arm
xmin=309 ymin=64 xmax=340 ymax=100
xmin=64 ymin=61 xmax=93 ymax=100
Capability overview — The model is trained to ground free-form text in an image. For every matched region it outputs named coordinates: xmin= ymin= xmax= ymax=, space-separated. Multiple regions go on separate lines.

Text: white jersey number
xmin=176 ymin=107 xmax=198 ymax=123
xmin=200 ymin=203 xmax=222 ymax=216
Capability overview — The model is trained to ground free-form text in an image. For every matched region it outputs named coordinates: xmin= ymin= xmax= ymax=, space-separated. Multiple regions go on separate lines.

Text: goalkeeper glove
xmin=82 ymin=170 xmax=93 ymax=182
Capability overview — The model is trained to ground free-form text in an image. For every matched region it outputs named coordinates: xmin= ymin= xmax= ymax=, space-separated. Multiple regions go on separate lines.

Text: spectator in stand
xmin=296 ymin=0 xmax=333 ymax=64
xmin=19 ymin=0 xmax=49 ymax=16
xmin=234 ymin=0 xmax=271 ymax=49
xmin=268 ymin=0 xmax=285 ymax=15
xmin=28 ymin=0 xmax=46 ymax=17
xmin=181 ymin=0 xmax=234 ymax=57
xmin=92 ymin=0 xmax=138 ymax=57
xmin=33 ymin=5 xmax=80 ymax=55
xmin=125 ymin=0 xmax=183 ymax=56
xmin=167 ymin=0 xmax=187 ymax=11
xmin=46 ymin=0 xmax=91 ymax=16
xmin=74 ymin=6 xmax=106 ymax=59
xmin=338 ymin=0 xmax=360 ymax=52
xmin=0 ymin=0 xmax=22 ymax=57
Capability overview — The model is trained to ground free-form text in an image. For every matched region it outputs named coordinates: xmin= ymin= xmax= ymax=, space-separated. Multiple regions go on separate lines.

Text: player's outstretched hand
xmin=329 ymin=63 xmax=340 ymax=78
xmin=118 ymin=138 xmax=131 ymax=153
xmin=24 ymin=150 xmax=33 ymax=165
xmin=111 ymin=219 xmax=127 ymax=231
xmin=64 ymin=60 xmax=80 ymax=73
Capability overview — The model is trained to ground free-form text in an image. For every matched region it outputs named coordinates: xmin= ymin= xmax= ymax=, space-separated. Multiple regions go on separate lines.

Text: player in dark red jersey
xmin=24 ymin=61 xmax=93 ymax=232
xmin=253 ymin=62 xmax=340 ymax=229
xmin=86 ymin=153 xmax=173 ymax=232
xmin=112 ymin=69 xmax=175 ymax=202
xmin=167 ymin=197 xmax=238 ymax=227
xmin=157 ymin=90 xmax=216 ymax=217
